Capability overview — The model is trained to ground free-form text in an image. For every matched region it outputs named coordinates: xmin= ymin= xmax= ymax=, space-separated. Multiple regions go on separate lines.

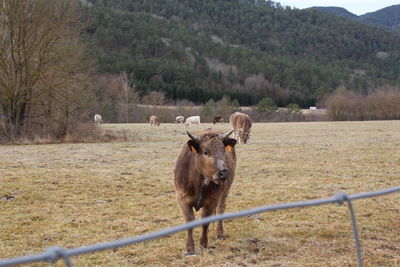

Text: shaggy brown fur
xmin=174 ymin=130 xmax=237 ymax=254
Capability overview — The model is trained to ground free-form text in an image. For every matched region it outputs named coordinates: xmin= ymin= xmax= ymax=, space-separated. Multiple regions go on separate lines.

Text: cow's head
xmin=187 ymin=130 xmax=236 ymax=184
xmin=238 ymin=131 xmax=250 ymax=144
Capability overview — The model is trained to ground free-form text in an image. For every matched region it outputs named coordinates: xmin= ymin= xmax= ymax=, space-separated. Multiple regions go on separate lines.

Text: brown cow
xmin=229 ymin=112 xmax=252 ymax=144
xmin=174 ymin=130 xmax=237 ymax=254
xmin=213 ymin=116 xmax=224 ymax=124
xmin=149 ymin=115 xmax=160 ymax=126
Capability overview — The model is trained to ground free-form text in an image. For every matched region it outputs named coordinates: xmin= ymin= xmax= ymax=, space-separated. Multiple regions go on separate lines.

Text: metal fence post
xmin=46 ymin=247 xmax=73 ymax=267
xmin=335 ymin=192 xmax=363 ymax=267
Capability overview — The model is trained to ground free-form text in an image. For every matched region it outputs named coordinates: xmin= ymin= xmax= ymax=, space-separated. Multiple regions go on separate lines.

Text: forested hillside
xmin=313 ymin=5 xmax=400 ymax=32
xmin=83 ymin=0 xmax=400 ymax=107
xmin=359 ymin=5 xmax=400 ymax=31
xmin=310 ymin=7 xmax=358 ymax=20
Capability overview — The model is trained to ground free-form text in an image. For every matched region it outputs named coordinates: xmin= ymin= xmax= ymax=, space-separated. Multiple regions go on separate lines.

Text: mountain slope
xmin=83 ymin=0 xmax=400 ymax=107
xmin=309 ymin=6 xmax=358 ymax=20
xmin=312 ymin=5 xmax=400 ymax=31
xmin=359 ymin=5 xmax=400 ymax=31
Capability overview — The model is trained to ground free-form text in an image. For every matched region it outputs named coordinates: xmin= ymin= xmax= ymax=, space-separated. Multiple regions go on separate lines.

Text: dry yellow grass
xmin=1 ymin=121 xmax=399 ymax=266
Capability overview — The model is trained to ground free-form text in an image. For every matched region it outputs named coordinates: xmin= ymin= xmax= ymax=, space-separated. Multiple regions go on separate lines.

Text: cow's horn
xmin=220 ymin=130 xmax=234 ymax=139
xmin=187 ymin=131 xmax=200 ymax=141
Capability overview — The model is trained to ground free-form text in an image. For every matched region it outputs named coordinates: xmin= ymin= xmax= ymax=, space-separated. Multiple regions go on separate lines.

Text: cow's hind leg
xmin=178 ymin=201 xmax=196 ymax=254
xmin=200 ymin=203 xmax=217 ymax=249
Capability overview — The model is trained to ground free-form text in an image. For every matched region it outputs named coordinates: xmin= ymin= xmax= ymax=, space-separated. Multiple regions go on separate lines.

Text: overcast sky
xmin=277 ymin=1 xmax=399 ymax=15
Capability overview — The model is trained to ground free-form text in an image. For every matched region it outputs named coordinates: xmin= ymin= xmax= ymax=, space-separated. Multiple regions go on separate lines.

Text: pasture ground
xmin=1 ymin=121 xmax=399 ymax=266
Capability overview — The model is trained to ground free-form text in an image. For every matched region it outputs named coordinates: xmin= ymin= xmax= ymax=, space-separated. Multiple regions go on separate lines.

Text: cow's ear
xmin=223 ymin=138 xmax=236 ymax=152
xmin=187 ymin=140 xmax=200 ymax=153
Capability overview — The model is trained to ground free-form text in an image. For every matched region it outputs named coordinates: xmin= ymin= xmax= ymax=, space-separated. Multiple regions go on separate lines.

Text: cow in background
xmin=213 ymin=116 xmax=224 ymax=124
xmin=149 ymin=115 xmax=160 ymax=126
xmin=229 ymin=112 xmax=252 ymax=144
xmin=94 ymin=114 xmax=102 ymax=125
xmin=184 ymin=116 xmax=200 ymax=128
xmin=175 ymin=115 xmax=185 ymax=125
xmin=174 ymin=130 xmax=237 ymax=254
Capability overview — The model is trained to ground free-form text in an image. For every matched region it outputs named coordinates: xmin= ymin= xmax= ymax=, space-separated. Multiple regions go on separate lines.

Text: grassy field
xmin=1 ymin=121 xmax=399 ymax=266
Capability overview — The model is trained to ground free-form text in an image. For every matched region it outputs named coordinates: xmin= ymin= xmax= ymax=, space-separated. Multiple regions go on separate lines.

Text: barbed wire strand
xmin=0 ymin=186 xmax=399 ymax=267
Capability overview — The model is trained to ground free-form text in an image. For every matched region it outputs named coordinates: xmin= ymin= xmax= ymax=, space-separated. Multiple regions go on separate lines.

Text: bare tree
xmin=142 ymin=91 xmax=166 ymax=106
xmin=0 ymin=0 xmax=93 ymax=138
xmin=119 ymin=71 xmax=138 ymax=123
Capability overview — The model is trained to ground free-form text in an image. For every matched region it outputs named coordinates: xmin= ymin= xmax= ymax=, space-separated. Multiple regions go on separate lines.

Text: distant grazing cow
xmin=174 ymin=130 xmax=237 ymax=254
xmin=175 ymin=116 xmax=185 ymax=124
xmin=184 ymin=116 xmax=200 ymax=128
xmin=230 ymin=112 xmax=252 ymax=144
xmin=149 ymin=115 xmax=160 ymax=126
xmin=213 ymin=116 xmax=224 ymax=124
xmin=94 ymin=114 xmax=102 ymax=125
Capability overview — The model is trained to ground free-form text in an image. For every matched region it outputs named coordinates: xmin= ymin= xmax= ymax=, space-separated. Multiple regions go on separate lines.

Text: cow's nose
xmin=218 ymin=169 xmax=230 ymax=180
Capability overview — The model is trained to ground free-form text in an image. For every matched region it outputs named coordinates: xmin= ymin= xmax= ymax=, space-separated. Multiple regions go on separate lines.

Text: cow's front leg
xmin=237 ymin=134 xmax=242 ymax=144
xmin=178 ymin=201 xmax=196 ymax=254
xmin=216 ymin=190 xmax=231 ymax=238
xmin=200 ymin=204 xmax=217 ymax=248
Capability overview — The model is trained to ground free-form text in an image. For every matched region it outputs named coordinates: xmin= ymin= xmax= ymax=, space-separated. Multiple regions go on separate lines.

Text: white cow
xmin=184 ymin=116 xmax=200 ymax=128
xmin=175 ymin=115 xmax=185 ymax=125
xmin=94 ymin=114 xmax=102 ymax=125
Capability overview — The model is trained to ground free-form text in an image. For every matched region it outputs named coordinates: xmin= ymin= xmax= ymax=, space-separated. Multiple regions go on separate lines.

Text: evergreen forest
xmin=83 ymin=0 xmax=400 ymax=107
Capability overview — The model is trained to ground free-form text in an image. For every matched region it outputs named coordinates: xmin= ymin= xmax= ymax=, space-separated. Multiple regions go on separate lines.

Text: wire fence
xmin=1 ymin=186 xmax=399 ymax=267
